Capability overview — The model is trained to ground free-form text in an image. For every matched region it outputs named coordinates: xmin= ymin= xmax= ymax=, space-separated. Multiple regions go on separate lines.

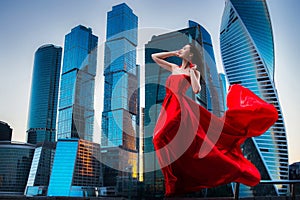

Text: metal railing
xmin=234 ymin=180 xmax=300 ymax=200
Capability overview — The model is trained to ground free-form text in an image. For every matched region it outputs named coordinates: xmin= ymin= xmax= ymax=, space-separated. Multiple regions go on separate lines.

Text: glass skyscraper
xmin=100 ymin=3 xmax=139 ymax=196
xmin=101 ymin=3 xmax=138 ymax=150
xmin=220 ymin=0 xmax=289 ymax=196
xmin=144 ymin=21 xmax=225 ymax=197
xmin=57 ymin=25 xmax=98 ymax=142
xmin=27 ymin=44 xmax=62 ymax=144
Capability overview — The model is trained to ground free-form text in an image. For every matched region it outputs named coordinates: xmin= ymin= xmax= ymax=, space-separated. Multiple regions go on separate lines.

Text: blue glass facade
xmin=0 ymin=141 xmax=35 ymax=195
xmin=143 ymin=21 xmax=225 ymax=197
xmin=101 ymin=3 xmax=138 ymax=150
xmin=57 ymin=25 xmax=98 ymax=142
xmin=219 ymin=73 xmax=228 ymax=113
xmin=27 ymin=44 xmax=62 ymax=144
xmin=47 ymin=139 xmax=101 ymax=197
xmin=48 ymin=139 xmax=78 ymax=196
xmin=220 ymin=0 xmax=289 ymax=196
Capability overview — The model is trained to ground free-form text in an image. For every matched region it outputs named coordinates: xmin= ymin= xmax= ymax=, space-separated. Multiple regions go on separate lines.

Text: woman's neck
xmin=181 ymin=59 xmax=189 ymax=69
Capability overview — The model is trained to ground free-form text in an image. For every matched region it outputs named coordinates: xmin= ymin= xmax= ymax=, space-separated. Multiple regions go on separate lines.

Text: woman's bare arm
xmin=151 ymin=51 xmax=178 ymax=72
xmin=189 ymin=66 xmax=201 ymax=93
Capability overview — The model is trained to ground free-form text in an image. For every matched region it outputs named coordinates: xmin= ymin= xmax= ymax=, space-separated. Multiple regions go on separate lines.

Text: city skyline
xmin=0 ymin=0 xmax=299 ymax=164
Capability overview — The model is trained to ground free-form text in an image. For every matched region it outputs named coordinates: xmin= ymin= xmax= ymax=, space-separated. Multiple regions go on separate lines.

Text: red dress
xmin=152 ymin=74 xmax=278 ymax=196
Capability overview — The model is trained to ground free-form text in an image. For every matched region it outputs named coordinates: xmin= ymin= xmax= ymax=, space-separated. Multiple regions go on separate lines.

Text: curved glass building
xmin=0 ymin=141 xmax=35 ymax=195
xmin=220 ymin=0 xmax=289 ymax=196
xmin=27 ymin=44 xmax=62 ymax=144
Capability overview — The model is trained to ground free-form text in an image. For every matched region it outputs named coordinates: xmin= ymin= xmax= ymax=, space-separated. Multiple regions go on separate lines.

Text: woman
xmin=151 ymin=43 xmax=278 ymax=196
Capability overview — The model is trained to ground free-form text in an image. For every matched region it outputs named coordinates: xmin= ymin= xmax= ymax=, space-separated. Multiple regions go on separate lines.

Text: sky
xmin=0 ymin=0 xmax=299 ymax=164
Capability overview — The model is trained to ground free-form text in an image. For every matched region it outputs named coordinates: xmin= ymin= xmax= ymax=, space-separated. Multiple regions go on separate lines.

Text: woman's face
xmin=178 ymin=45 xmax=192 ymax=61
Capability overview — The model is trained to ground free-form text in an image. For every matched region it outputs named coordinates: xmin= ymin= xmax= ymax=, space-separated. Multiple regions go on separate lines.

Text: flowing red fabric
xmin=152 ymin=74 xmax=278 ymax=196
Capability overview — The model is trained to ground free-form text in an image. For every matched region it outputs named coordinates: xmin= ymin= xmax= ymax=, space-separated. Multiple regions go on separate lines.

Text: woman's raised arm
xmin=151 ymin=51 xmax=178 ymax=72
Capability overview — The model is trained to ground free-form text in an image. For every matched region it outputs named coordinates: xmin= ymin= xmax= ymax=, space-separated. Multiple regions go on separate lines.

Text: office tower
xmin=27 ymin=44 xmax=62 ymax=144
xmin=25 ymin=44 xmax=61 ymax=196
xmin=0 ymin=121 xmax=12 ymax=141
xmin=101 ymin=3 xmax=138 ymax=149
xmin=220 ymin=0 xmax=289 ymax=196
xmin=101 ymin=3 xmax=139 ymax=196
xmin=25 ymin=142 xmax=56 ymax=196
xmin=0 ymin=140 xmax=35 ymax=195
xmin=47 ymin=139 xmax=102 ymax=197
xmin=144 ymin=20 xmax=225 ymax=197
xmin=57 ymin=25 xmax=98 ymax=142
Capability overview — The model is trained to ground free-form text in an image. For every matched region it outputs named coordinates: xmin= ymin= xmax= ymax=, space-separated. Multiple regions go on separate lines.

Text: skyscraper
xmin=220 ymin=0 xmax=289 ymax=196
xmin=57 ymin=25 xmax=98 ymax=142
xmin=27 ymin=44 xmax=62 ymax=144
xmin=144 ymin=21 xmax=225 ymax=197
xmin=100 ymin=3 xmax=139 ymax=196
xmin=101 ymin=3 xmax=138 ymax=149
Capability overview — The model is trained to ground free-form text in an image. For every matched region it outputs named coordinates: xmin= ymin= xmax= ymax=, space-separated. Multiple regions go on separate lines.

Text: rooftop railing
xmin=234 ymin=180 xmax=300 ymax=200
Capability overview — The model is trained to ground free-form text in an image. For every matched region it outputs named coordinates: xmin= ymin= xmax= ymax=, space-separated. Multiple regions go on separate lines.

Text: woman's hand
xmin=173 ymin=50 xmax=180 ymax=57
xmin=189 ymin=64 xmax=197 ymax=71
